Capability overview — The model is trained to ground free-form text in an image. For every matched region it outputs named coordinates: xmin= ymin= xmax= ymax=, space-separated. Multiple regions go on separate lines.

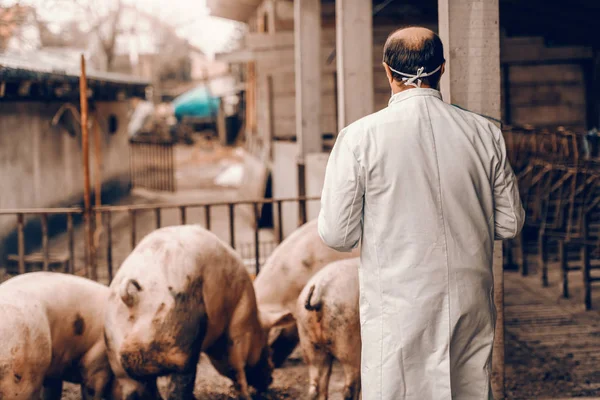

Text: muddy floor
xmin=61 ymin=348 xmax=347 ymax=400
xmin=59 ymin=329 xmax=599 ymax=400
xmin=48 ymin=315 xmax=600 ymax=400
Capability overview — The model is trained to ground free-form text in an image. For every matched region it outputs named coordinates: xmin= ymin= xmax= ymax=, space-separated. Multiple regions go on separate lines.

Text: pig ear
xmin=119 ymin=279 xmax=142 ymax=307
xmin=271 ymin=312 xmax=295 ymax=328
xmin=259 ymin=308 xmax=295 ymax=330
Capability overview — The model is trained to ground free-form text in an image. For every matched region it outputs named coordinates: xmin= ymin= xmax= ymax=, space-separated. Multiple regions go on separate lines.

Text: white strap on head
xmin=387 ymin=64 xmax=442 ymax=88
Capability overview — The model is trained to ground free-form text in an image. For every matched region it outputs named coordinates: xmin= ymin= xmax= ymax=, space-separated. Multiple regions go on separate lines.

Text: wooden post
xmin=492 ymin=240 xmax=505 ymax=399
xmin=93 ymin=118 xmax=103 ymax=266
xmin=80 ymin=54 xmax=95 ymax=280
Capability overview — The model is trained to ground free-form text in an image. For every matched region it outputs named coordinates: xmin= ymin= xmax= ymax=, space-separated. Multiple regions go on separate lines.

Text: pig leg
xmin=227 ymin=338 xmax=253 ymax=400
xmin=305 ymin=349 xmax=333 ymax=400
xmin=41 ymin=379 xmax=63 ymax=400
xmin=163 ymin=370 xmax=197 ymax=400
xmin=270 ymin=324 xmax=299 ymax=368
xmin=341 ymin=363 xmax=361 ymax=400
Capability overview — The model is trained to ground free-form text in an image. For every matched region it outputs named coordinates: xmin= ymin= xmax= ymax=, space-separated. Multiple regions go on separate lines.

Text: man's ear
xmin=383 ymin=62 xmax=394 ymax=86
xmin=440 ymin=62 xmax=446 ymax=77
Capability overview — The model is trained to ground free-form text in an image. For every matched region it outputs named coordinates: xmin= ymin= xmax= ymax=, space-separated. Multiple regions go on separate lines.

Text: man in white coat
xmin=318 ymin=27 xmax=525 ymax=399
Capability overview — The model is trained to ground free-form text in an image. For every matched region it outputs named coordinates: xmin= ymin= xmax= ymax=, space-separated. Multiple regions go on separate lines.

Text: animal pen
xmin=2 ymin=56 xmax=600 ymax=399
xmin=504 ymin=126 xmax=600 ymax=310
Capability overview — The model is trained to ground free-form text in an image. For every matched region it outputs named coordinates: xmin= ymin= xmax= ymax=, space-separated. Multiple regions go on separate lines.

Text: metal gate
xmin=129 ymin=137 xmax=176 ymax=192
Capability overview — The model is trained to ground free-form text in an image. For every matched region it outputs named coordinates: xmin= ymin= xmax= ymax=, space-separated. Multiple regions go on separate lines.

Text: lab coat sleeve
xmin=318 ymin=129 xmax=365 ymax=252
xmin=492 ymin=127 xmax=526 ymax=240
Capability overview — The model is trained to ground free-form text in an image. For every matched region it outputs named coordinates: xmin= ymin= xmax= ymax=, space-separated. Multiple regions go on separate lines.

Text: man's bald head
xmin=383 ymin=26 xmax=445 ymax=88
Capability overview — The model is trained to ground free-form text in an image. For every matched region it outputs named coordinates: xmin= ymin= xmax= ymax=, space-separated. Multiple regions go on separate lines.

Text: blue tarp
xmin=172 ymin=85 xmax=220 ymax=119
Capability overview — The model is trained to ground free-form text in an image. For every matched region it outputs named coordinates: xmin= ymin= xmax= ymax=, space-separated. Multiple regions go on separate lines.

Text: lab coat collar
xmin=388 ymin=88 xmax=443 ymax=106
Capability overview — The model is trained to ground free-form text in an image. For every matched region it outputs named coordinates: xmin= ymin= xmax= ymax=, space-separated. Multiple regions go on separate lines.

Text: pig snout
xmin=119 ymin=343 xmax=191 ymax=379
xmin=244 ymin=347 xmax=273 ymax=393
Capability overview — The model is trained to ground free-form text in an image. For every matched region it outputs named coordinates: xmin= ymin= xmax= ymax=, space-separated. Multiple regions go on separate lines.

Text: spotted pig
xmin=0 ymin=272 xmax=115 ymax=400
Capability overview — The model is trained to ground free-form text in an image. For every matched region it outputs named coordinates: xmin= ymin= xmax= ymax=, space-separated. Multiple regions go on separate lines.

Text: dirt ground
xmin=61 ymin=348 xmax=347 ymax=400
xmin=59 ymin=327 xmax=599 ymax=399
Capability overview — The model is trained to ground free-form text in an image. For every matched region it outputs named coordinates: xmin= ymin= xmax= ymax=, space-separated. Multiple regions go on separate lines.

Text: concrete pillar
xmin=438 ymin=1 xmax=504 ymax=398
xmin=335 ymin=0 xmax=374 ymax=129
xmin=294 ymin=0 xmax=322 ymax=157
xmin=294 ymin=0 xmax=322 ymax=226
xmin=438 ymin=0 xmax=501 ymax=119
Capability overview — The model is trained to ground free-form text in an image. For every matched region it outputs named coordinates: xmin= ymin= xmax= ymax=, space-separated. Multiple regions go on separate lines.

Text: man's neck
xmin=391 ymin=82 xmax=435 ymax=95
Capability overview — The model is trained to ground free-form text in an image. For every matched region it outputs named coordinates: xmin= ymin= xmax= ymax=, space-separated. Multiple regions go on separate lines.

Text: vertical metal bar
xmin=147 ymin=144 xmax=151 ymax=189
xmin=180 ymin=206 xmax=187 ymax=225
xmin=80 ymin=55 xmax=93 ymax=280
xmin=142 ymin=144 xmax=147 ymax=189
xmin=106 ymin=212 xmax=113 ymax=282
xmin=166 ymin=143 xmax=171 ymax=191
xmin=141 ymin=144 xmax=146 ymax=189
xmin=155 ymin=208 xmax=161 ymax=229
xmin=17 ymin=213 xmax=25 ymax=275
xmin=129 ymin=141 xmax=134 ymax=189
xmin=147 ymin=143 xmax=151 ymax=189
xmin=582 ymin=214 xmax=592 ymax=309
xmin=297 ymin=163 xmax=307 ymax=226
xmin=156 ymin=144 xmax=161 ymax=191
xmin=67 ymin=214 xmax=75 ymax=274
xmin=205 ymin=205 xmax=211 ymax=231
xmin=167 ymin=144 xmax=171 ymax=191
xmin=41 ymin=213 xmax=49 ymax=271
xmin=152 ymin=143 xmax=157 ymax=190
xmin=492 ymin=240 xmax=505 ymax=400
xmin=159 ymin=144 xmax=164 ymax=191
xmin=171 ymin=143 xmax=176 ymax=192
xmin=130 ymin=210 xmax=137 ymax=250
xmin=277 ymin=200 xmax=283 ymax=242
xmin=254 ymin=202 xmax=260 ymax=275
xmin=139 ymin=143 xmax=143 ymax=188
xmin=539 ymin=233 xmax=548 ymax=287
xmin=229 ymin=203 xmax=235 ymax=249
xmin=333 ymin=71 xmax=339 ymax=135
xmin=164 ymin=144 xmax=169 ymax=191
xmin=560 ymin=240 xmax=569 ymax=298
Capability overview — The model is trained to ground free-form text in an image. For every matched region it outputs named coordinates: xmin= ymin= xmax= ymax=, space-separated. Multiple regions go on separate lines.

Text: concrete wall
xmin=0 ymin=101 xmax=132 ymax=240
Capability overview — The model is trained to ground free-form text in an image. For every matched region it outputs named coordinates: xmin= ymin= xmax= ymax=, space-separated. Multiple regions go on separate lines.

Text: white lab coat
xmin=318 ymin=88 xmax=525 ymax=400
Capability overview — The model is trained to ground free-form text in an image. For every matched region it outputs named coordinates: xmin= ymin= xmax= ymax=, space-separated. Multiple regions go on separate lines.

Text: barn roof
xmin=0 ymin=50 xmax=149 ymax=85
xmin=0 ymin=50 xmax=149 ymax=101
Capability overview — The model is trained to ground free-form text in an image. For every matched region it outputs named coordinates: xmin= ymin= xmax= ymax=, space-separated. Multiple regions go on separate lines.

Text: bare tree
xmin=72 ymin=0 xmax=123 ymax=71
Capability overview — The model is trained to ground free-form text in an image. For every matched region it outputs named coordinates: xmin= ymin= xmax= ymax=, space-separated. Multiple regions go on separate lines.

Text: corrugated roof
xmin=0 ymin=50 xmax=149 ymax=86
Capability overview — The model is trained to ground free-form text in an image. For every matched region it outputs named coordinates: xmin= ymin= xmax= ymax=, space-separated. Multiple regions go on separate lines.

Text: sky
xmin=0 ymin=0 xmax=245 ymax=57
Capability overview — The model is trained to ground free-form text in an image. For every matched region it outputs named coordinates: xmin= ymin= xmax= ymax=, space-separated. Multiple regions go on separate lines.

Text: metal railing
xmin=129 ymin=137 xmax=176 ymax=192
xmin=0 ymin=197 xmax=319 ymax=284
xmin=504 ymin=125 xmax=600 ymax=309
xmin=0 ymin=208 xmax=83 ymax=275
